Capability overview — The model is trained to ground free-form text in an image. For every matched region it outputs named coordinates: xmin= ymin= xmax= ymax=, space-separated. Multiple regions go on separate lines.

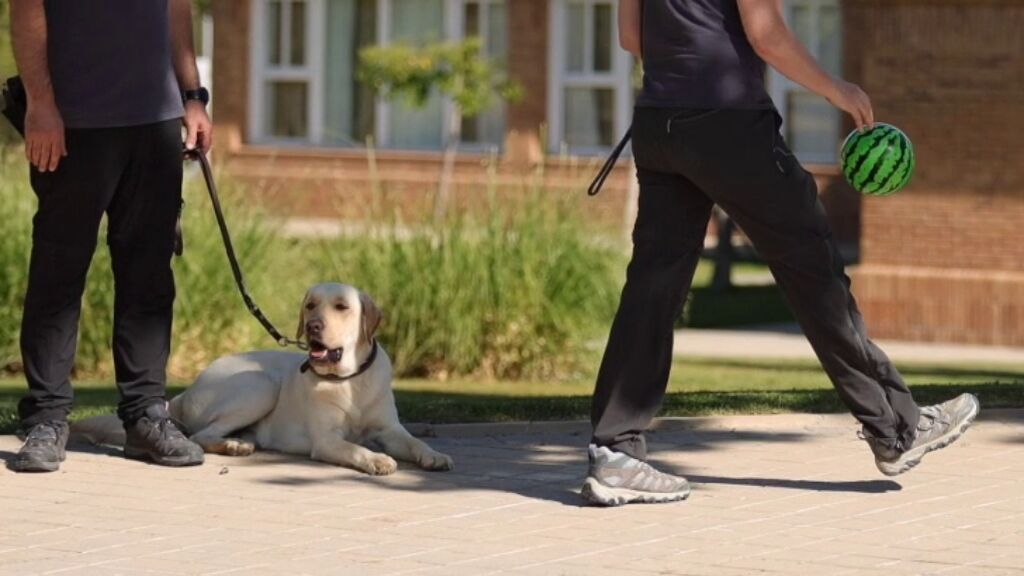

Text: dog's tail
xmin=71 ymin=397 xmax=187 ymax=447
xmin=70 ymin=414 xmax=125 ymax=447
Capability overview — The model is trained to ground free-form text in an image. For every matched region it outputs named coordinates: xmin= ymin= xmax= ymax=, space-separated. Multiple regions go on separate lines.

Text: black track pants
xmin=591 ymin=108 xmax=920 ymax=460
xmin=18 ymin=119 xmax=183 ymax=428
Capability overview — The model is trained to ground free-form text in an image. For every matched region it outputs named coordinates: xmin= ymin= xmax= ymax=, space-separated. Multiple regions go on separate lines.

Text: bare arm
xmin=737 ymin=0 xmax=874 ymax=130
xmin=11 ymin=0 xmax=65 ymax=171
xmin=169 ymin=0 xmax=212 ymax=151
xmin=618 ymin=0 xmax=641 ymax=58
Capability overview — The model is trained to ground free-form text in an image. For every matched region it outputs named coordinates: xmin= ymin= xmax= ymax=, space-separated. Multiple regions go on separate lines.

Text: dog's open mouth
xmin=308 ymin=340 xmax=343 ymax=363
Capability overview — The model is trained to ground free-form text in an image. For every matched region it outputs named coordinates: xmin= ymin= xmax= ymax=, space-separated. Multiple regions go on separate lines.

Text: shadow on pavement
xmin=685 ymin=474 xmax=901 ymax=493
xmin=225 ymin=425 xmax=902 ymax=506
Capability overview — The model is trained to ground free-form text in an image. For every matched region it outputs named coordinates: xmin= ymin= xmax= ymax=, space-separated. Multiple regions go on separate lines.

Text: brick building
xmin=845 ymin=0 xmax=1024 ymax=346
xmin=210 ymin=0 xmax=858 ymax=246
xmin=209 ymin=0 xmax=1022 ymax=345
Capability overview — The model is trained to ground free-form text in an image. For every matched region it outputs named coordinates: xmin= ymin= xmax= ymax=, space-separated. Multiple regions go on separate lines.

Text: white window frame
xmin=249 ymin=0 xmax=325 ymax=145
xmin=768 ymin=0 xmax=841 ymax=164
xmin=250 ymin=0 xmax=507 ymax=149
xmin=547 ymin=0 xmax=633 ymax=156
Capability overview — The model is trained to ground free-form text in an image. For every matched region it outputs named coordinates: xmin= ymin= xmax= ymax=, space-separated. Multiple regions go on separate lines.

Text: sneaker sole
xmin=124 ymin=448 xmax=204 ymax=467
xmin=580 ymin=477 xmax=690 ymax=507
xmin=7 ymin=458 xmax=61 ymax=473
xmin=877 ymin=394 xmax=980 ymax=477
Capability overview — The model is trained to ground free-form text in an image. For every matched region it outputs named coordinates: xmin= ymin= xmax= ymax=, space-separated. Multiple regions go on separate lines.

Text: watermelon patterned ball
xmin=840 ymin=123 xmax=915 ymax=196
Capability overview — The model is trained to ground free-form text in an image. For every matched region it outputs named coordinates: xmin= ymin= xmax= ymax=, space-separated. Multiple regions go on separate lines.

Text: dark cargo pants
xmin=18 ymin=119 xmax=183 ymax=428
xmin=591 ymin=107 xmax=920 ymax=459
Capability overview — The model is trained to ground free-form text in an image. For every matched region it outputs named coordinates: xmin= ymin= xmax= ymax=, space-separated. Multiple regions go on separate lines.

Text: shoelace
xmin=24 ymin=422 xmax=60 ymax=446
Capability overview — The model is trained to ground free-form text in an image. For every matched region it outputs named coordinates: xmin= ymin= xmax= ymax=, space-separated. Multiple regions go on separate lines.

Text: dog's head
xmin=296 ymin=283 xmax=381 ymax=376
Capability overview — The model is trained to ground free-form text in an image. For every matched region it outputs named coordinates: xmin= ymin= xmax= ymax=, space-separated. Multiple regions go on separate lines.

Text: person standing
xmin=8 ymin=0 xmax=211 ymax=472
xmin=581 ymin=0 xmax=979 ymax=506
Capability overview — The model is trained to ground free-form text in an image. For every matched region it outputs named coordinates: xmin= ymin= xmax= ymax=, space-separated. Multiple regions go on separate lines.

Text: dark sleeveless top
xmin=636 ymin=0 xmax=774 ymax=109
xmin=44 ymin=0 xmax=184 ymax=128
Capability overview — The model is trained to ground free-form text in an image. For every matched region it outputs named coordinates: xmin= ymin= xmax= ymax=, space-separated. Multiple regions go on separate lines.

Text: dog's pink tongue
xmin=310 ymin=349 xmax=328 ymax=360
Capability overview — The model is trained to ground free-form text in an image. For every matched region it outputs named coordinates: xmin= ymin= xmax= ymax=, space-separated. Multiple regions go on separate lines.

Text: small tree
xmin=359 ymin=38 xmax=521 ymax=222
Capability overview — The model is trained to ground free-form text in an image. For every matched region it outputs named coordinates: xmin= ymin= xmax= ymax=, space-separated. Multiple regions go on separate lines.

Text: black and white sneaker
xmin=9 ymin=420 xmax=69 ymax=473
xmin=580 ymin=444 xmax=691 ymax=506
xmin=862 ymin=393 xmax=980 ymax=476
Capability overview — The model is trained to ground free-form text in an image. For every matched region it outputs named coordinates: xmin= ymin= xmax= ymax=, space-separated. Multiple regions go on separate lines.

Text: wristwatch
xmin=183 ymin=87 xmax=210 ymax=106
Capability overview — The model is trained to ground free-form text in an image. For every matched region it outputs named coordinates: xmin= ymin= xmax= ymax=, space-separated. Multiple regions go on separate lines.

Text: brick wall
xmin=846 ymin=0 xmax=1024 ymax=345
xmin=504 ymin=0 xmax=549 ymax=165
xmin=211 ymin=0 xmax=251 ymax=151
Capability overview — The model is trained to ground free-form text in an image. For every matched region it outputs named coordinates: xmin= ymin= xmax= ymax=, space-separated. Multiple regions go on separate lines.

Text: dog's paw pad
xmin=364 ymin=454 xmax=398 ymax=476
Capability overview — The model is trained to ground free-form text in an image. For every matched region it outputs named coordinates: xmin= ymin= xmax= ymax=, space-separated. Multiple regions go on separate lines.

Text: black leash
xmin=587 ymin=126 xmax=632 ymax=196
xmin=300 ymin=340 xmax=380 ymax=381
xmin=184 ymin=149 xmax=307 ymax=350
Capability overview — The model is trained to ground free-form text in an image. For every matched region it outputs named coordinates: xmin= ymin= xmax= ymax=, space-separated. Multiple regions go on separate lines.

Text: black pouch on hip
xmin=2 ymin=76 xmax=27 ymax=138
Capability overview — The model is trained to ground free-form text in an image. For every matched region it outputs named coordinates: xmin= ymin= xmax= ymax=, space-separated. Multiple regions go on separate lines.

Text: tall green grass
xmin=0 ymin=153 xmax=304 ymax=380
xmin=321 ymin=193 xmax=622 ymax=380
xmin=0 ymin=152 xmax=621 ymax=381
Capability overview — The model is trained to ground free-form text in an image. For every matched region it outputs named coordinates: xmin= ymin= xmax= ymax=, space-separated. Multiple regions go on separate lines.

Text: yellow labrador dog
xmin=77 ymin=283 xmax=453 ymax=475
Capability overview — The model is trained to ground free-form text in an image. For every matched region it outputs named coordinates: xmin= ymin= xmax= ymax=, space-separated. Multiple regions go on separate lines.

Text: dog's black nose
xmin=305 ymin=319 xmax=324 ymax=335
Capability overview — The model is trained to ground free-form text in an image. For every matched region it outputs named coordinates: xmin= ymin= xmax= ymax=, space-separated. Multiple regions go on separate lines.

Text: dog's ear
xmin=359 ymin=291 xmax=382 ymax=344
xmin=296 ymin=290 xmax=309 ymax=341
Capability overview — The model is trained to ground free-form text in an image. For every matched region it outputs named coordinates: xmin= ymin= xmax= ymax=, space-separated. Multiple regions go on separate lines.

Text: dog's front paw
xmin=223 ymin=439 xmax=256 ymax=457
xmin=361 ymin=453 xmax=398 ymax=476
xmin=419 ymin=451 xmax=454 ymax=471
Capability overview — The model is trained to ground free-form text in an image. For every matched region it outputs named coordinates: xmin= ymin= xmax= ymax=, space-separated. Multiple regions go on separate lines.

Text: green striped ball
xmin=840 ymin=123 xmax=915 ymax=196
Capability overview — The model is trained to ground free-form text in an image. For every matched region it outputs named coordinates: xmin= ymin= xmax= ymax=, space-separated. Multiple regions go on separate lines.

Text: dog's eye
xmin=334 ymin=303 xmax=349 ymax=312
xmin=305 ymin=302 xmax=316 ymax=311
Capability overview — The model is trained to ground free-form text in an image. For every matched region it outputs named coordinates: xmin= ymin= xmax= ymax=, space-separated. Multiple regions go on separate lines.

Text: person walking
xmin=8 ymin=0 xmax=211 ymax=472
xmin=582 ymin=0 xmax=979 ymax=506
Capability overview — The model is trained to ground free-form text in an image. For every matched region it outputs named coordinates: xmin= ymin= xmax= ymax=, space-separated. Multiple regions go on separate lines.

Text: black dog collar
xmin=300 ymin=340 xmax=379 ymax=382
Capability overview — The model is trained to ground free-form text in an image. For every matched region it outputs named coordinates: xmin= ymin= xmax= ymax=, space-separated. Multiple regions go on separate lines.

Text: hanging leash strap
xmin=587 ymin=126 xmax=632 ymax=196
xmin=184 ymin=149 xmax=307 ymax=350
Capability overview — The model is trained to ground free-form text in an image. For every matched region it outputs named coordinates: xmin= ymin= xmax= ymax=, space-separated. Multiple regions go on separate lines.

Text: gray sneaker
xmin=8 ymin=421 xmax=69 ymax=473
xmin=863 ymin=393 xmax=980 ymax=476
xmin=580 ymin=444 xmax=691 ymax=506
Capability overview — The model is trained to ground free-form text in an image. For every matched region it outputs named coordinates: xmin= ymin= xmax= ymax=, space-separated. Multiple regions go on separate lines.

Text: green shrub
xmin=0 ymin=154 xmax=303 ymax=380
xmin=319 ymin=192 xmax=623 ymax=380
xmin=0 ymin=153 xmax=621 ymax=382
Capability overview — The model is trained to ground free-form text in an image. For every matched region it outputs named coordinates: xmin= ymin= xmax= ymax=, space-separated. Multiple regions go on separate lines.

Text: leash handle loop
xmin=186 ymin=148 xmax=308 ymax=351
xmin=587 ymin=126 xmax=632 ymax=197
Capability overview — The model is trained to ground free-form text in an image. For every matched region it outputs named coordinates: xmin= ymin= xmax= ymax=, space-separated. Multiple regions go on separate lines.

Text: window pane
xmin=464 ymin=2 xmax=480 ymax=38
xmin=487 ymin=2 xmax=508 ymax=59
xmin=786 ymin=91 xmax=838 ymax=162
xmin=791 ymin=5 xmax=813 ymax=48
xmin=593 ymin=3 xmax=612 ymax=72
xmin=389 ymin=0 xmax=444 ymax=148
xmin=819 ymin=5 xmax=841 ymax=75
xmin=566 ymin=3 xmax=585 ymax=73
xmin=268 ymin=81 xmax=308 ymax=138
xmin=564 ymin=87 xmax=614 ymax=148
xmin=267 ymin=0 xmax=282 ymax=65
xmin=324 ymin=0 xmax=377 ymax=144
xmin=290 ymin=0 xmax=306 ymax=65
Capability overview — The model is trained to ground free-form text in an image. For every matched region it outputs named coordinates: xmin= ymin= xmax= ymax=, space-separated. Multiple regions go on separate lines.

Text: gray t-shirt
xmin=636 ymin=0 xmax=773 ymax=109
xmin=44 ymin=0 xmax=184 ymax=128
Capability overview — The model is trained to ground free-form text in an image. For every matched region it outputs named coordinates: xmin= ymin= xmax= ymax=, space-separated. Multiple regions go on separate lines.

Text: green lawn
xmin=2 ymin=357 xmax=1021 ymax=433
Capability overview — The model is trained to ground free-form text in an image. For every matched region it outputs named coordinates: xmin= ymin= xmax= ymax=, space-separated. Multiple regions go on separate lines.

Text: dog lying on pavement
xmin=74 ymin=283 xmax=453 ymax=475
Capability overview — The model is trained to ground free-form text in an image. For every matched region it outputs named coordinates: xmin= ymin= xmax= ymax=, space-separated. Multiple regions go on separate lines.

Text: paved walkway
xmin=2 ymin=412 xmax=1023 ymax=576
xmin=677 ymin=326 xmax=1024 ymax=365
